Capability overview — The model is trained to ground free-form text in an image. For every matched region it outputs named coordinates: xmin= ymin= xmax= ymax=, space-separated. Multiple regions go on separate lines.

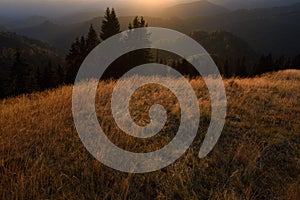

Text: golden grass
xmin=0 ymin=70 xmax=299 ymax=199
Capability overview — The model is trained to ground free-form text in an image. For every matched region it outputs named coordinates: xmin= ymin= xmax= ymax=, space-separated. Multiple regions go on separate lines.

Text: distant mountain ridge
xmin=0 ymin=31 xmax=58 ymax=54
xmin=209 ymin=0 xmax=300 ymax=9
xmin=14 ymin=3 xmax=300 ymax=56
xmin=2 ymin=15 xmax=48 ymax=29
xmin=0 ymin=31 xmax=62 ymax=73
xmin=161 ymin=0 xmax=230 ymax=18
xmin=181 ymin=2 xmax=300 ymax=56
xmin=190 ymin=30 xmax=257 ymax=60
xmin=2 ymin=0 xmax=300 ymax=29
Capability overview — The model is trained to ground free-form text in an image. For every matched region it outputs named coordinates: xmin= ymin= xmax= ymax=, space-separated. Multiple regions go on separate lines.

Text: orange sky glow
xmin=133 ymin=0 xmax=179 ymax=8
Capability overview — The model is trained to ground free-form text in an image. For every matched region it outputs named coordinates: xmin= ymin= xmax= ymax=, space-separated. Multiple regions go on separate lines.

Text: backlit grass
xmin=0 ymin=70 xmax=299 ymax=199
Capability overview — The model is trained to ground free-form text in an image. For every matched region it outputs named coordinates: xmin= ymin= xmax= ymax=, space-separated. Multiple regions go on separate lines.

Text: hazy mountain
xmin=53 ymin=0 xmax=229 ymax=25
xmin=0 ymin=1 xmax=228 ymax=28
xmin=0 ymin=30 xmax=66 ymax=97
xmin=0 ymin=30 xmax=61 ymax=74
xmin=0 ymin=16 xmax=9 ymax=25
xmin=0 ymin=26 xmax=8 ymax=31
xmin=14 ymin=3 xmax=300 ymax=56
xmin=16 ymin=16 xmax=168 ymax=50
xmin=4 ymin=0 xmax=298 ymax=29
xmin=53 ymin=8 xmax=149 ymax=25
xmin=0 ymin=15 xmax=49 ymax=29
xmin=0 ymin=31 xmax=59 ymax=54
xmin=209 ymin=0 xmax=300 ymax=9
xmin=190 ymin=30 xmax=257 ymax=62
xmin=0 ymin=0 xmax=174 ymax=19
xmin=1 ymin=0 xmax=298 ymax=19
xmin=17 ymin=20 xmax=61 ymax=41
xmin=180 ymin=3 xmax=300 ymax=56
xmin=162 ymin=0 xmax=230 ymax=18
xmin=53 ymin=10 xmax=103 ymax=25
xmin=0 ymin=31 xmax=62 ymax=75
xmin=0 ymin=0 xmax=126 ymax=18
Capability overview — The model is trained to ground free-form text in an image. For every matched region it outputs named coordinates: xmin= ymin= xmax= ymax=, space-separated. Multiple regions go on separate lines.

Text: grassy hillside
xmin=0 ymin=70 xmax=299 ymax=199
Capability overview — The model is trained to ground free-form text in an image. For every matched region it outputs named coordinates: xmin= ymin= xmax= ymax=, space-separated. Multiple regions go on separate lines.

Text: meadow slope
xmin=0 ymin=70 xmax=299 ymax=199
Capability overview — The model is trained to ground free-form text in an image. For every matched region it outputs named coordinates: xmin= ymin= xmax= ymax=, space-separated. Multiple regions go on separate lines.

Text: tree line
xmin=0 ymin=8 xmax=299 ymax=98
xmin=0 ymin=47 xmax=64 ymax=98
xmin=65 ymin=8 xmax=151 ymax=82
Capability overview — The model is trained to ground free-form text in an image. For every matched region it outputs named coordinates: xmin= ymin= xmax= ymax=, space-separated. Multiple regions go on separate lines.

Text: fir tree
xmin=36 ymin=66 xmax=44 ymax=90
xmin=86 ymin=24 xmax=100 ymax=53
xmin=265 ymin=54 xmax=274 ymax=71
xmin=65 ymin=37 xmax=82 ymax=83
xmin=57 ymin=64 xmax=65 ymax=84
xmin=126 ymin=16 xmax=152 ymax=67
xmin=79 ymin=36 xmax=86 ymax=55
xmin=236 ymin=56 xmax=246 ymax=77
xmin=292 ymin=54 xmax=300 ymax=69
xmin=256 ymin=53 xmax=274 ymax=75
xmin=100 ymin=8 xmax=120 ymax=40
xmin=9 ymin=48 xmax=33 ymax=95
xmin=0 ymin=69 xmax=3 ymax=98
xmin=222 ymin=59 xmax=230 ymax=78
xmin=42 ymin=61 xmax=52 ymax=89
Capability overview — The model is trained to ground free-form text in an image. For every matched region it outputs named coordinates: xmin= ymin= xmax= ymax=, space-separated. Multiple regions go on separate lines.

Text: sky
xmin=0 ymin=0 xmax=190 ymax=17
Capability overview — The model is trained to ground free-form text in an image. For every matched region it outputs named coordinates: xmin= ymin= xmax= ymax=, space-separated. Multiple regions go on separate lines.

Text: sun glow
xmin=136 ymin=0 xmax=174 ymax=8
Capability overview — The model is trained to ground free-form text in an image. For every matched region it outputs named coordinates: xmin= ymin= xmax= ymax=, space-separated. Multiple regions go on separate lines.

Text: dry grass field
xmin=0 ymin=70 xmax=299 ymax=199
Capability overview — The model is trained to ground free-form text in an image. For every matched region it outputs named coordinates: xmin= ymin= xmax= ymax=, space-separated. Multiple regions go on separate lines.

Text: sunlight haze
xmin=0 ymin=0 xmax=189 ymax=17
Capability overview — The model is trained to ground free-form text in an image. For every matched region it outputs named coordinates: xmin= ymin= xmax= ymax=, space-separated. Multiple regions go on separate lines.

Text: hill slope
xmin=15 ymin=3 xmax=300 ymax=56
xmin=209 ymin=0 xmax=300 ymax=9
xmin=0 ymin=31 xmax=64 ymax=97
xmin=0 ymin=15 xmax=49 ymax=29
xmin=177 ymin=3 xmax=300 ymax=56
xmin=0 ymin=70 xmax=299 ymax=199
xmin=16 ymin=16 xmax=142 ymax=50
xmin=162 ymin=0 xmax=230 ymax=18
xmin=0 ymin=31 xmax=59 ymax=53
xmin=190 ymin=30 xmax=257 ymax=67
xmin=0 ymin=31 xmax=62 ymax=72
